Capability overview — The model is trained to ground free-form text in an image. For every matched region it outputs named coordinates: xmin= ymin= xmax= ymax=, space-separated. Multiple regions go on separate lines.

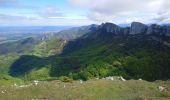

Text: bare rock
xmin=147 ymin=24 xmax=163 ymax=35
xmin=100 ymin=22 xmax=122 ymax=35
xmin=120 ymin=76 xmax=126 ymax=81
xmin=105 ymin=76 xmax=114 ymax=81
xmin=158 ymin=86 xmax=166 ymax=92
xmin=130 ymin=22 xmax=147 ymax=35
xmin=166 ymin=26 xmax=170 ymax=36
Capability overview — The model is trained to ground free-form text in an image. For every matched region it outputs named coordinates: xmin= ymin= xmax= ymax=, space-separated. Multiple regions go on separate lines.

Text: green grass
xmin=0 ymin=79 xmax=170 ymax=100
xmin=49 ymin=36 xmax=170 ymax=81
xmin=0 ymin=35 xmax=170 ymax=82
xmin=0 ymin=34 xmax=170 ymax=99
xmin=0 ymin=54 xmax=20 ymax=74
xmin=33 ymin=38 xmax=66 ymax=57
xmin=0 ymin=74 xmax=23 ymax=86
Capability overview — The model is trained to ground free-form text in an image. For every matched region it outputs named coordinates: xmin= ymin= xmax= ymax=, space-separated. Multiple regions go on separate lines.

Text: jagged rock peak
xmin=130 ymin=22 xmax=148 ymax=35
xmin=166 ymin=26 xmax=170 ymax=36
xmin=98 ymin=22 xmax=121 ymax=35
xmin=146 ymin=24 xmax=168 ymax=36
xmin=95 ymin=22 xmax=170 ymax=37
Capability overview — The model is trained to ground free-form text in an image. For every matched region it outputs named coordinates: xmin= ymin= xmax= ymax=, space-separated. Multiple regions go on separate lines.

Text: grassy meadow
xmin=0 ymin=78 xmax=170 ymax=100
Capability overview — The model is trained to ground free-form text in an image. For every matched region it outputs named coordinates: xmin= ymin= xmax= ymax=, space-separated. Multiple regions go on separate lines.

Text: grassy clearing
xmin=0 ymin=79 xmax=170 ymax=100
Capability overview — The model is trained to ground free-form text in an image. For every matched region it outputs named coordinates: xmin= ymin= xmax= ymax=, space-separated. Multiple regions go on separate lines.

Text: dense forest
xmin=0 ymin=22 xmax=169 ymax=82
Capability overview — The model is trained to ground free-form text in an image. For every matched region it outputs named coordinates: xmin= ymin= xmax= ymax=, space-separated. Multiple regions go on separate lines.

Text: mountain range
xmin=0 ymin=22 xmax=170 ymax=81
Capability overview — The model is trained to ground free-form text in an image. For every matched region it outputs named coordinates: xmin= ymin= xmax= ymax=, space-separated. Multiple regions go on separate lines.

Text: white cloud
xmin=69 ymin=0 xmax=170 ymax=24
xmin=0 ymin=14 xmax=95 ymax=26
xmin=39 ymin=6 xmax=64 ymax=18
xmin=1 ymin=0 xmax=170 ymax=26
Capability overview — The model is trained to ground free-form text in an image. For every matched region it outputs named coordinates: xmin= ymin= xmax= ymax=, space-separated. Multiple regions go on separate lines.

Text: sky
xmin=0 ymin=0 xmax=170 ymax=26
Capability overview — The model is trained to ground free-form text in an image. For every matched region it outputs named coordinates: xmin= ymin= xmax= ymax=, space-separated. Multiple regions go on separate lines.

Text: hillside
xmin=2 ymin=22 xmax=168 ymax=82
xmin=0 ymin=22 xmax=170 ymax=100
xmin=0 ymin=38 xmax=67 ymax=77
xmin=0 ymin=37 xmax=41 ymax=55
xmin=53 ymin=24 xmax=98 ymax=40
xmin=0 ymin=79 xmax=170 ymax=100
xmin=1 ymin=0 xmax=170 ymax=99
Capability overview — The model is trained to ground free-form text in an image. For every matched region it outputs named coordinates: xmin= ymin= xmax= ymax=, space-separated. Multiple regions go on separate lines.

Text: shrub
xmin=59 ymin=76 xmax=73 ymax=83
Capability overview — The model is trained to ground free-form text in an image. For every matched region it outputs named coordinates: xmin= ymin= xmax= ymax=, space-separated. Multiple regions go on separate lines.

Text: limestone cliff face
xmin=147 ymin=24 xmax=163 ymax=35
xmin=94 ymin=22 xmax=170 ymax=47
xmin=99 ymin=23 xmax=122 ymax=35
xmin=130 ymin=22 xmax=148 ymax=35
xmin=166 ymin=26 xmax=170 ymax=36
xmin=123 ymin=27 xmax=130 ymax=35
xmin=96 ymin=22 xmax=170 ymax=38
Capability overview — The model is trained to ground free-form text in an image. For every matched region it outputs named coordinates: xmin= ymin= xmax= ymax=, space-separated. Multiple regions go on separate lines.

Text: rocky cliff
xmin=94 ymin=22 xmax=170 ymax=46
xmin=130 ymin=22 xmax=147 ymax=35
xmin=97 ymin=22 xmax=170 ymax=36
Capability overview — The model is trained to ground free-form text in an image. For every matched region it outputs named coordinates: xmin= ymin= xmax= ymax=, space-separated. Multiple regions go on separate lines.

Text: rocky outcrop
xmin=95 ymin=22 xmax=170 ymax=47
xmin=99 ymin=22 xmax=122 ymax=35
xmin=166 ymin=26 xmax=170 ymax=36
xmin=96 ymin=22 xmax=170 ymax=38
xmin=123 ymin=27 xmax=130 ymax=35
xmin=147 ymin=24 xmax=163 ymax=36
xmin=130 ymin=22 xmax=148 ymax=35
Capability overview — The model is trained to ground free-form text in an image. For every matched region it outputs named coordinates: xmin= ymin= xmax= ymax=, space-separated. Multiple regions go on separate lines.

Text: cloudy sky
xmin=0 ymin=0 xmax=169 ymax=26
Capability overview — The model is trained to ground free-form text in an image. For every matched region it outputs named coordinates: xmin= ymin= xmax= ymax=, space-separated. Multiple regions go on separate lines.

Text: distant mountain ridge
xmin=0 ymin=22 xmax=170 ymax=81
xmin=93 ymin=22 xmax=170 ymax=37
xmin=80 ymin=22 xmax=170 ymax=46
xmin=54 ymin=22 xmax=170 ymax=81
xmin=0 ymin=26 xmax=72 ymax=34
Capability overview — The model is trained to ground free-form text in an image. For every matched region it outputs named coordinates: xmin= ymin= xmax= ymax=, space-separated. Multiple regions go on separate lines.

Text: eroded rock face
xmin=100 ymin=22 xmax=122 ymax=35
xmin=147 ymin=24 xmax=163 ymax=35
xmin=97 ymin=22 xmax=170 ymax=37
xmin=130 ymin=22 xmax=148 ymax=35
xmin=146 ymin=25 xmax=153 ymax=35
xmin=166 ymin=26 xmax=170 ymax=36
xmin=123 ymin=27 xmax=130 ymax=35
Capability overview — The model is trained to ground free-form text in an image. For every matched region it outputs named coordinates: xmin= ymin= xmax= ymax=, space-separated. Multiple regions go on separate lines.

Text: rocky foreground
xmin=0 ymin=78 xmax=170 ymax=100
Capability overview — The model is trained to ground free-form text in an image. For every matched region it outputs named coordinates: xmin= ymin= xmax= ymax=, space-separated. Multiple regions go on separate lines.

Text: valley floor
xmin=0 ymin=79 xmax=170 ymax=100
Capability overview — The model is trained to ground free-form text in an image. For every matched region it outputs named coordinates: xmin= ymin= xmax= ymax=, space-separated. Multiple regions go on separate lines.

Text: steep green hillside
xmin=33 ymin=38 xmax=66 ymax=57
xmin=8 ymin=34 xmax=170 ymax=81
xmin=0 ymin=37 xmax=66 ymax=80
xmin=1 ymin=22 xmax=170 ymax=82
xmin=0 ymin=37 xmax=40 ymax=55
xmin=55 ymin=24 xmax=97 ymax=40
xmin=0 ymin=54 xmax=20 ymax=75
xmin=50 ymin=35 xmax=170 ymax=81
